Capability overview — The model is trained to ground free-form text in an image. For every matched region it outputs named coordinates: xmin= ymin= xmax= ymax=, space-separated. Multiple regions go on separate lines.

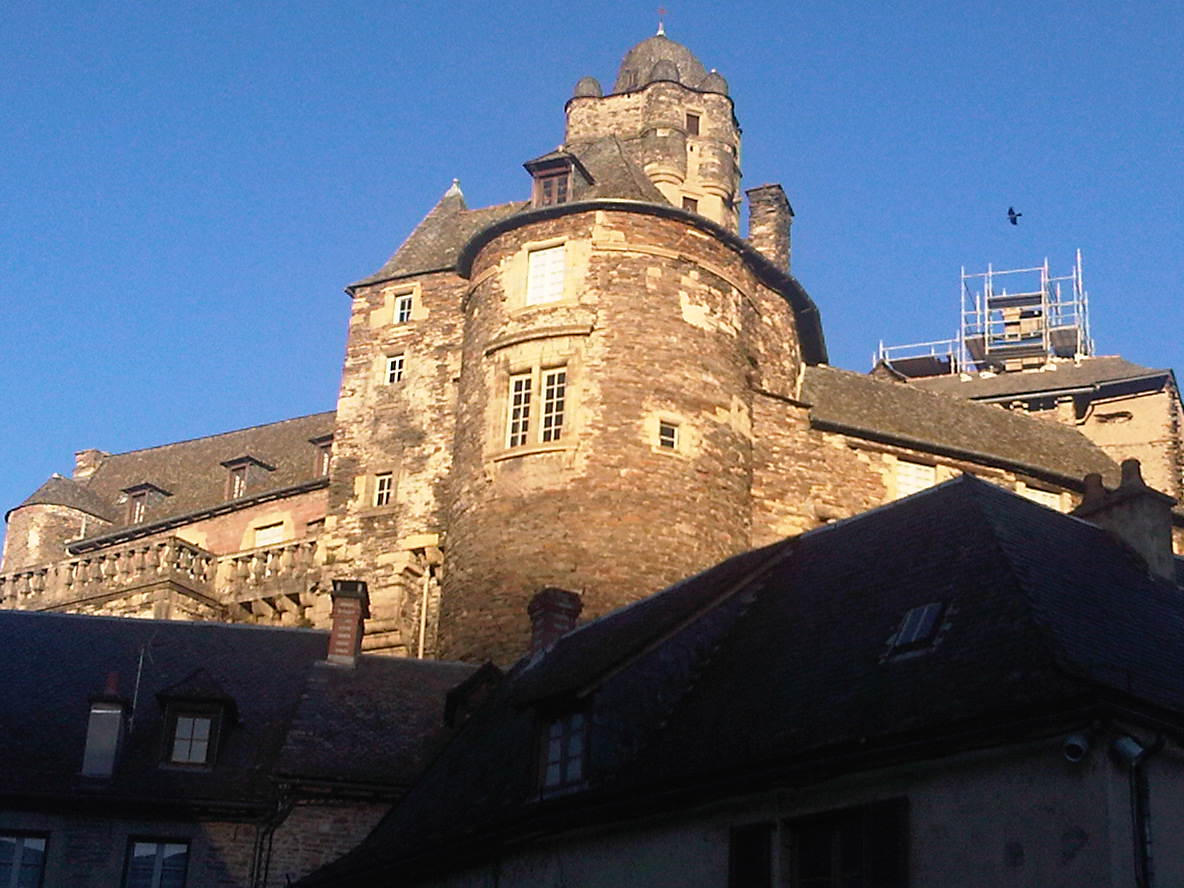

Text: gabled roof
xmin=908 ymin=356 xmax=1171 ymax=400
xmin=299 ymin=477 xmax=1184 ymax=885
xmin=0 ymin=611 xmax=476 ymax=811
xmin=801 ymin=365 xmax=1118 ymax=485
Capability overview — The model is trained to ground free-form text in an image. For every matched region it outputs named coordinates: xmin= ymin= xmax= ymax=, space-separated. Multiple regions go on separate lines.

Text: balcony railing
xmin=0 ymin=537 xmax=216 ymax=610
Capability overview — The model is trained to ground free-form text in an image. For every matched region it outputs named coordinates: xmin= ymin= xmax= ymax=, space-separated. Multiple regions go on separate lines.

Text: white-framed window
xmin=253 ymin=522 xmax=284 ymax=548
xmin=0 ymin=834 xmax=48 ymax=888
xmin=507 ymin=373 xmax=533 ymax=447
xmin=539 ymin=369 xmax=567 ymax=442
xmin=507 ymin=367 xmax=568 ymax=448
xmin=394 ymin=293 xmax=413 ymax=324
xmin=124 ymin=840 xmax=188 ymax=888
xmin=658 ymin=420 xmax=679 ymax=450
xmin=374 ymin=473 xmax=394 ymax=507
xmin=894 ymin=460 xmax=937 ymax=498
xmin=170 ymin=715 xmax=213 ymax=764
xmin=386 ymin=354 xmax=405 ymax=384
xmin=1020 ymin=485 xmax=1062 ymax=510
xmin=525 ymin=244 xmax=566 ymax=305
xmin=540 ymin=710 xmax=586 ymax=796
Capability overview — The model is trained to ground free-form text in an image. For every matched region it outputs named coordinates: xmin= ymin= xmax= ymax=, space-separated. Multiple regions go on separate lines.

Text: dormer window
xmin=156 ymin=669 xmax=236 ymax=769
xmin=310 ymin=435 xmax=333 ymax=476
xmin=121 ymin=483 xmax=171 ymax=525
xmin=524 ymin=152 xmax=590 ymax=209
xmin=221 ymin=455 xmax=275 ymax=500
xmin=539 ymin=709 xmax=587 ymax=796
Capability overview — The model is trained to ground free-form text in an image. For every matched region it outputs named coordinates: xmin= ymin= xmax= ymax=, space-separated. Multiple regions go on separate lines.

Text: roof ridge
xmin=88 ymin=410 xmax=336 ymax=462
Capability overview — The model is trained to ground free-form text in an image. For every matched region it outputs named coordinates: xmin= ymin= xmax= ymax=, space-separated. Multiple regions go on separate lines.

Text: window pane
xmin=525 ymin=245 xmax=566 ymax=305
xmin=508 ymin=375 xmax=532 ymax=447
xmin=894 ymin=461 xmax=936 ymax=498
xmin=540 ymin=369 xmax=566 ymax=442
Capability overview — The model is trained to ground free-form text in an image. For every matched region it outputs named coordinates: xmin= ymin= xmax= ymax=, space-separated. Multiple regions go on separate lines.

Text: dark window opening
xmin=729 ymin=823 xmax=773 ymax=888
xmin=535 ymin=171 xmax=570 ymax=207
xmin=0 ymin=833 xmax=48 ymax=888
xmin=682 ymin=196 xmax=699 ymax=213
xmin=790 ymin=800 xmax=908 ymax=888
xmin=124 ymin=840 xmax=188 ymax=888
xmin=539 ymin=710 xmax=586 ymax=796
xmin=891 ymin=602 xmax=945 ymax=653
xmin=686 ymin=112 xmax=700 ymax=135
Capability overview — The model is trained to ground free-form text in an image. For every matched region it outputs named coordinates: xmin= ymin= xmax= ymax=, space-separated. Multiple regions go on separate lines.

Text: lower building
xmin=298 ymin=465 xmax=1184 ymax=888
xmin=0 ymin=583 xmax=474 ymax=888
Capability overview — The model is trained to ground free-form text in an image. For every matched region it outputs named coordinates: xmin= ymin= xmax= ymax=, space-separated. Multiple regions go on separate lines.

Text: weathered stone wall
xmin=1077 ymin=388 xmax=1182 ymax=499
xmin=565 ymin=83 xmax=740 ymax=229
xmin=1 ymin=502 xmax=109 ymax=572
xmin=263 ymin=800 xmax=390 ymax=887
xmin=440 ymin=208 xmax=797 ymax=663
xmin=320 ymin=268 xmax=466 ymax=655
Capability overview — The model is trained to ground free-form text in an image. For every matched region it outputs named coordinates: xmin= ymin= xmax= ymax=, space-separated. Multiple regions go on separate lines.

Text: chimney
xmin=1072 ymin=459 xmax=1177 ymax=582
xmin=328 ymin=579 xmax=370 ymax=667
xmin=81 ymin=671 xmax=128 ymax=778
xmin=528 ymin=587 xmax=583 ymax=658
xmin=73 ymin=449 xmax=109 ymax=482
xmin=745 ymin=184 xmax=793 ymax=272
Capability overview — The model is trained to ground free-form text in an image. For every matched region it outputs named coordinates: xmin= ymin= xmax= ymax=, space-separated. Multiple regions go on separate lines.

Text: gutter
xmin=67 ymin=477 xmax=329 ymax=554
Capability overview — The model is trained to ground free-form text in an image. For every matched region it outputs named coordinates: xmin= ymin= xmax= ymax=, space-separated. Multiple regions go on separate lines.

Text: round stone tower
xmin=2 ymin=474 xmax=112 ymax=572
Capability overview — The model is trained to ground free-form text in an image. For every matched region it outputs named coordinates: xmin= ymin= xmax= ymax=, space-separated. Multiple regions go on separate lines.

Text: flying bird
xmin=1008 ymin=207 xmax=1022 ymax=225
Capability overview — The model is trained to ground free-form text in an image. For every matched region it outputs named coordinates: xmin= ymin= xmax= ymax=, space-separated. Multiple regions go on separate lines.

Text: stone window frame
xmin=367 ymin=281 xmax=424 ymax=330
xmin=487 ymin=332 xmax=585 ymax=462
xmin=394 ymin=292 xmax=414 ymax=324
xmin=386 ymin=354 xmax=406 ymax=384
xmin=685 ymin=111 xmax=701 ymax=136
xmin=502 ymin=237 xmax=590 ymax=316
xmin=252 ymin=521 xmax=286 ymax=548
xmin=373 ymin=472 xmax=395 ymax=507
xmin=503 ymin=363 xmax=569 ymax=451
xmin=658 ymin=419 xmax=680 ymax=451
xmin=525 ymin=243 xmax=567 ymax=306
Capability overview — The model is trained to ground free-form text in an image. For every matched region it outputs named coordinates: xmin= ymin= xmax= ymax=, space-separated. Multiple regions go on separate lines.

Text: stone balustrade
xmin=0 ymin=537 xmax=216 ymax=610
xmin=217 ymin=538 xmax=322 ymax=623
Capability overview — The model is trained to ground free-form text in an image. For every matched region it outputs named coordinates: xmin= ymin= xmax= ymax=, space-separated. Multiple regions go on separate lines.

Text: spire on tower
xmin=657 ymin=6 xmax=666 ymax=36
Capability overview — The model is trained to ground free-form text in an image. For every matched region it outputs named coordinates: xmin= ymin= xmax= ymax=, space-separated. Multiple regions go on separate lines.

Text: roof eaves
xmin=807 ymin=417 xmax=1089 ymax=490
xmin=454 ymin=199 xmax=828 ymax=365
xmin=67 ymin=477 xmax=329 ymax=553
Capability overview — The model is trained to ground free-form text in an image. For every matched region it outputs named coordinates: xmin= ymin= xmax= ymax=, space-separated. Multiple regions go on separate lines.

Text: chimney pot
xmin=528 ymin=587 xmax=583 ymax=658
xmin=328 ymin=579 xmax=370 ymax=667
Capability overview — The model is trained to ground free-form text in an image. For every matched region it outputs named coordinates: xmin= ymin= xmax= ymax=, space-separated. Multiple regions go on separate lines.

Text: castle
xmin=3 ymin=32 xmax=1179 ymax=665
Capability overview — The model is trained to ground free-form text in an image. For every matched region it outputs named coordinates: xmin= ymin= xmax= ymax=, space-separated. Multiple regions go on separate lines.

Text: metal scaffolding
xmin=876 ymin=251 xmax=1093 ymax=377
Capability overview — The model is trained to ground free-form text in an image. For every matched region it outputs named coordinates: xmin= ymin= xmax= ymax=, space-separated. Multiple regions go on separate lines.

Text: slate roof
xmin=908 ymin=356 xmax=1171 ymax=400
xmin=49 ymin=412 xmax=336 ymax=547
xmin=613 ymin=34 xmax=713 ymax=93
xmin=351 ymin=184 xmax=527 ymax=287
xmin=801 ymin=365 xmax=1118 ymax=485
xmin=298 ymin=476 xmax=1184 ymax=886
xmin=9 ymin=474 xmax=115 ymax=522
xmin=0 ymin=611 xmax=476 ymax=813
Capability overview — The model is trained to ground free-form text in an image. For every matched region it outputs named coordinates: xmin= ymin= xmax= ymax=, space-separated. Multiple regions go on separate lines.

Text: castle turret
xmin=2 ymin=475 xmax=113 ymax=571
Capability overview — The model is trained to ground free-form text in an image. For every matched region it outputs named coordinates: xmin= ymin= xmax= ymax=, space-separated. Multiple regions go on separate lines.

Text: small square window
xmin=525 ymin=245 xmax=566 ymax=306
xmin=686 ymin=113 xmax=700 ymax=136
xmin=386 ymin=355 xmax=405 ymax=384
xmin=170 ymin=715 xmax=213 ymax=764
xmin=374 ymin=473 xmax=394 ymax=507
xmin=1 ymin=834 xmax=48 ymax=888
xmin=125 ymin=840 xmax=189 ymax=888
xmin=658 ymin=421 xmax=679 ymax=450
xmin=394 ymin=294 xmax=413 ymax=324
xmin=682 ymin=196 xmax=699 ymax=213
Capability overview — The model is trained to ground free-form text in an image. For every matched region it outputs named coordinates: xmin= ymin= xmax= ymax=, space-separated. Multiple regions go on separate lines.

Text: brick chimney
xmin=73 ymin=448 xmax=109 ymax=482
xmin=1072 ymin=459 xmax=1177 ymax=582
xmin=746 ymin=184 xmax=793 ymax=272
xmin=527 ymin=587 xmax=583 ymax=658
xmin=328 ymin=579 xmax=370 ymax=667
xmin=81 ymin=671 xmax=128 ymax=778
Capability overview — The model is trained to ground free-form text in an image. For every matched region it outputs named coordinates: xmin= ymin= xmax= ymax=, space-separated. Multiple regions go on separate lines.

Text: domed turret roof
xmin=613 ymin=33 xmax=708 ymax=93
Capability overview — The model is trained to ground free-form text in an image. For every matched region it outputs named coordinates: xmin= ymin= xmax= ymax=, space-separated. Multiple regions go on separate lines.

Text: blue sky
xmin=2 ymin=1 xmax=1181 ymax=532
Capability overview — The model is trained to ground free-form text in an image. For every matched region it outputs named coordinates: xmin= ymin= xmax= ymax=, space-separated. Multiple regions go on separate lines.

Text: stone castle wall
xmin=439 ymin=207 xmax=800 ymax=662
